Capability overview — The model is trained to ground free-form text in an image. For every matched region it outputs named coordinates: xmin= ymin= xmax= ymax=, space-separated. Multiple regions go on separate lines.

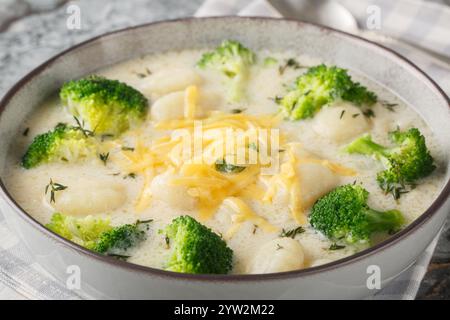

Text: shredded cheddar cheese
xmin=109 ymin=85 xmax=357 ymax=236
xmin=224 ymin=197 xmax=278 ymax=239
xmin=184 ymin=85 xmax=198 ymax=119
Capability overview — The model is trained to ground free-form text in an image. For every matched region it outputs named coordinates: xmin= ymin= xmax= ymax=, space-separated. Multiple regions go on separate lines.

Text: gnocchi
xmin=46 ymin=180 xmax=127 ymax=216
xmin=312 ymin=104 xmax=370 ymax=142
xmin=150 ymin=172 xmax=197 ymax=210
xmin=140 ymin=68 xmax=203 ymax=96
xmin=248 ymin=237 xmax=305 ymax=274
xmin=150 ymin=89 xmax=220 ymax=121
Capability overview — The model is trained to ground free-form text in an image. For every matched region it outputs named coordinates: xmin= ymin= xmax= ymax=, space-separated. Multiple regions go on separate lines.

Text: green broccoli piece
xmin=46 ymin=213 xmax=112 ymax=249
xmin=93 ymin=220 xmax=152 ymax=257
xmin=345 ymin=128 xmax=435 ymax=199
xmin=46 ymin=213 xmax=151 ymax=259
xmin=60 ymin=75 xmax=148 ymax=136
xmin=163 ymin=215 xmax=233 ymax=274
xmin=310 ymin=185 xmax=404 ymax=244
xmin=279 ymin=64 xmax=377 ymax=120
xmin=21 ymin=123 xmax=97 ymax=169
xmin=197 ymin=40 xmax=255 ymax=102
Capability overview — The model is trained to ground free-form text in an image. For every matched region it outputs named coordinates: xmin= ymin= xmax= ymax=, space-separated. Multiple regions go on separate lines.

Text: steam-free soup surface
xmin=4 ymin=48 xmax=446 ymax=274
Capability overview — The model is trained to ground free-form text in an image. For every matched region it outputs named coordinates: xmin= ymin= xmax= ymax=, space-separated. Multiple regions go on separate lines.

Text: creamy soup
xmin=3 ymin=44 xmax=446 ymax=275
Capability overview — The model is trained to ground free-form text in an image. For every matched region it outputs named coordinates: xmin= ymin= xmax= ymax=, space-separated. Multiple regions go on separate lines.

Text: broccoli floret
xmin=46 ymin=213 xmax=112 ymax=249
xmin=279 ymin=64 xmax=377 ymax=120
xmin=310 ymin=185 xmax=404 ymax=244
xmin=46 ymin=213 xmax=151 ymax=259
xmin=93 ymin=220 xmax=151 ymax=257
xmin=197 ymin=40 xmax=255 ymax=102
xmin=21 ymin=123 xmax=97 ymax=169
xmin=164 ymin=215 xmax=233 ymax=274
xmin=345 ymin=128 xmax=435 ymax=199
xmin=60 ymin=75 xmax=148 ymax=136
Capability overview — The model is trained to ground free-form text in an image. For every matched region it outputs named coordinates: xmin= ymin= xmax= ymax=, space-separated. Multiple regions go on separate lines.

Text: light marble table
xmin=0 ymin=0 xmax=448 ymax=300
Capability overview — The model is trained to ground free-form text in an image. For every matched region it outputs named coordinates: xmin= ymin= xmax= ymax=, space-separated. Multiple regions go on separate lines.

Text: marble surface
xmin=0 ymin=0 xmax=448 ymax=300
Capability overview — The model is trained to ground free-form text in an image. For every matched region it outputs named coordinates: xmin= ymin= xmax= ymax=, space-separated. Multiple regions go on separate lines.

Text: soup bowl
xmin=0 ymin=17 xmax=449 ymax=299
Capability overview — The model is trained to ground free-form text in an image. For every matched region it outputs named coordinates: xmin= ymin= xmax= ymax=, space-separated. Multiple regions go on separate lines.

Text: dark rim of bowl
xmin=0 ymin=16 xmax=449 ymax=282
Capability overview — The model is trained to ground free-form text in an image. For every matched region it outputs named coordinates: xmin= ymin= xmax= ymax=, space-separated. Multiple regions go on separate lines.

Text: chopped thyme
xmin=248 ymin=142 xmax=258 ymax=151
xmin=124 ymin=173 xmax=137 ymax=179
xmin=73 ymin=116 xmax=94 ymax=137
xmin=381 ymin=100 xmax=398 ymax=112
xmin=329 ymin=243 xmax=346 ymax=250
xmin=279 ymin=58 xmax=304 ymax=75
xmin=45 ymin=179 xmax=68 ymax=203
xmin=99 ymin=152 xmax=109 ymax=165
xmin=101 ymin=134 xmax=114 ymax=142
xmin=263 ymin=57 xmax=278 ymax=66
xmin=362 ymin=109 xmax=375 ymax=118
xmin=280 ymin=226 xmax=305 ymax=239
xmin=133 ymin=68 xmax=152 ymax=78
xmin=215 ymin=159 xmax=246 ymax=174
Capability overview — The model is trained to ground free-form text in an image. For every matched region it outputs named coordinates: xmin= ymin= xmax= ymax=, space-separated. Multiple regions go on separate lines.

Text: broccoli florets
xmin=21 ymin=123 xmax=97 ymax=169
xmin=60 ymin=75 xmax=148 ymax=136
xmin=164 ymin=215 xmax=233 ymax=274
xmin=345 ymin=128 xmax=435 ymax=199
xmin=47 ymin=213 xmax=151 ymax=259
xmin=93 ymin=220 xmax=151 ymax=257
xmin=197 ymin=40 xmax=255 ymax=102
xmin=310 ymin=185 xmax=404 ymax=244
xmin=46 ymin=213 xmax=112 ymax=249
xmin=279 ymin=64 xmax=377 ymax=120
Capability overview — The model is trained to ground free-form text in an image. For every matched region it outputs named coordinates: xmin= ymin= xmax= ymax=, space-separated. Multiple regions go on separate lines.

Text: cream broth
xmin=4 ymin=49 xmax=446 ymax=274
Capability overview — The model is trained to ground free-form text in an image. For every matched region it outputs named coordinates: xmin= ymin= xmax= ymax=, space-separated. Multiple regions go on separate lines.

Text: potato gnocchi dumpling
xmin=150 ymin=172 xmax=197 ymax=210
xmin=150 ymin=90 xmax=220 ymax=121
xmin=275 ymin=147 xmax=340 ymax=209
xmin=312 ymin=104 xmax=370 ymax=142
xmin=248 ymin=237 xmax=304 ymax=274
xmin=47 ymin=180 xmax=127 ymax=216
xmin=297 ymin=162 xmax=340 ymax=208
xmin=140 ymin=68 xmax=203 ymax=96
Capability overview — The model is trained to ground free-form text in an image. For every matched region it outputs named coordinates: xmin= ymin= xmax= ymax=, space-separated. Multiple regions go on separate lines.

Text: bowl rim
xmin=0 ymin=16 xmax=449 ymax=282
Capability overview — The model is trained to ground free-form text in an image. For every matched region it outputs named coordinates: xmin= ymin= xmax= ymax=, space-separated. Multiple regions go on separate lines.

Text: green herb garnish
xmin=279 ymin=58 xmax=303 ymax=75
xmin=263 ymin=57 xmax=278 ymax=67
xmin=329 ymin=243 xmax=346 ymax=250
xmin=280 ymin=226 xmax=305 ymax=239
xmin=73 ymin=116 xmax=94 ymax=137
xmin=124 ymin=173 xmax=137 ymax=179
xmin=362 ymin=109 xmax=375 ymax=118
xmin=45 ymin=179 xmax=68 ymax=203
xmin=215 ymin=159 xmax=246 ymax=174
xmin=99 ymin=152 xmax=109 ymax=165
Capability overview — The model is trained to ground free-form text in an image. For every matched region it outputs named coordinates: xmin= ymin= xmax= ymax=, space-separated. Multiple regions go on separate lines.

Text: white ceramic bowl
xmin=0 ymin=17 xmax=449 ymax=299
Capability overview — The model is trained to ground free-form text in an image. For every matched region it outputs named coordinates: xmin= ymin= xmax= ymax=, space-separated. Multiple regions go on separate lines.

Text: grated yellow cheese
xmin=110 ymin=94 xmax=356 ymax=234
xmin=223 ymin=197 xmax=278 ymax=239
xmin=184 ymin=85 xmax=198 ymax=119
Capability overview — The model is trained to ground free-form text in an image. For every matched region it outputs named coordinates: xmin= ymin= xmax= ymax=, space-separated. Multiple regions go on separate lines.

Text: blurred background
xmin=0 ymin=0 xmax=448 ymax=300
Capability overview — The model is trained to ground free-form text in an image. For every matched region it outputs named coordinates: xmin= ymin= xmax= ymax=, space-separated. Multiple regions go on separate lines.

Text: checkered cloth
xmin=0 ymin=0 xmax=449 ymax=300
